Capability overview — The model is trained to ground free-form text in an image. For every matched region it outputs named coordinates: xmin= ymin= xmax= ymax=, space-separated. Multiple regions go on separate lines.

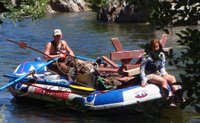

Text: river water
xmin=0 ymin=12 xmax=199 ymax=123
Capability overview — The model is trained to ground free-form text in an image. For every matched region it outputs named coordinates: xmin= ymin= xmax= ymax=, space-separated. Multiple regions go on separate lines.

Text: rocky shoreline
xmin=45 ymin=0 xmax=151 ymax=23
xmin=16 ymin=0 xmax=198 ymax=24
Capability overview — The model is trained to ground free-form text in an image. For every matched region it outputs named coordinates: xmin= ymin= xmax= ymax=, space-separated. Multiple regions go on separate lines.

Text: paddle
xmin=0 ymin=36 xmax=97 ymax=90
xmin=0 ymin=36 xmax=52 ymax=60
xmin=0 ymin=36 xmax=97 ymax=62
xmin=0 ymin=57 xmax=59 ymax=91
xmin=3 ymin=74 xmax=96 ymax=91
xmin=3 ymin=74 xmax=73 ymax=87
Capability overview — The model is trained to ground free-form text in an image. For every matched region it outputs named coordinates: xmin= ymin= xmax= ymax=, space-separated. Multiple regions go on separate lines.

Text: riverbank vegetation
xmin=0 ymin=0 xmax=48 ymax=23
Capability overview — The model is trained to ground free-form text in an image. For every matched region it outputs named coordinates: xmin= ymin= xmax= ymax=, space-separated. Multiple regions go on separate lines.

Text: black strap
xmin=51 ymin=40 xmax=64 ymax=53
xmin=51 ymin=40 xmax=57 ymax=50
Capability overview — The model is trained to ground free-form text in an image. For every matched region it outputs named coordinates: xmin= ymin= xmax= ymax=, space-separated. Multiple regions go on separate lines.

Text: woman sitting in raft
xmin=140 ymin=38 xmax=180 ymax=95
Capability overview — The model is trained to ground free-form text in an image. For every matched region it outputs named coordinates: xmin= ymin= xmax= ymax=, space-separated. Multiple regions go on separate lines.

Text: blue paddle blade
xmin=0 ymin=57 xmax=59 ymax=91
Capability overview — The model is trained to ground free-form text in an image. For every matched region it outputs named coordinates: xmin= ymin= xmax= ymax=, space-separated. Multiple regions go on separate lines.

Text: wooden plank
xmin=118 ymin=76 xmax=135 ymax=82
xmin=111 ymin=48 xmax=171 ymax=61
xmin=111 ymin=38 xmax=123 ymax=51
xmin=120 ymin=67 xmax=140 ymax=76
xmin=123 ymin=64 xmax=140 ymax=70
xmin=111 ymin=50 xmax=144 ymax=61
xmin=102 ymin=56 xmax=119 ymax=68
xmin=98 ymin=67 xmax=119 ymax=72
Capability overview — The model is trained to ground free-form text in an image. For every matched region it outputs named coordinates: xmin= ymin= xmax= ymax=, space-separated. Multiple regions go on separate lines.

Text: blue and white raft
xmin=5 ymin=57 xmax=165 ymax=111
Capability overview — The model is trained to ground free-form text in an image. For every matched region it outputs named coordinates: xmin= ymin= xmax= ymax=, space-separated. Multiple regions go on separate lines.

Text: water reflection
xmin=7 ymin=98 xmax=163 ymax=123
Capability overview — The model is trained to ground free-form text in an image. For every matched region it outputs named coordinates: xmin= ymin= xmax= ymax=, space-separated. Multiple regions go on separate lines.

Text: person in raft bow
xmin=43 ymin=29 xmax=79 ymax=79
xmin=140 ymin=38 xmax=180 ymax=96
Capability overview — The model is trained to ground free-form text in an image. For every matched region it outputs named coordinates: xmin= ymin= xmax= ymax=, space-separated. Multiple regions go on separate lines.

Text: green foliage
xmin=148 ymin=1 xmax=174 ymax=28
xmin=126 ymin=0 xmax=151 ymax=6
xmin=90 ymin=0 xmax=107 ymax=12
xmin=0 ymin=0 xmax=10 ymax=24
xmin=170 ymin=28 xmax=200 ymax=110
xmin=148 ymin=0 xmax=199 ymax=28
xmin=0 ymin=0 xmax=49 ymax=23
xmin=90 ymin=0 xmax=152 ymax=12
xmin=147 ymin=0 xmax=200 ymax=110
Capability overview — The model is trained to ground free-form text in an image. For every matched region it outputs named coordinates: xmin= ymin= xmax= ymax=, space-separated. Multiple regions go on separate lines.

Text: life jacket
xmin=145 ymin=60 xmax=161 ymax=73
xmin=145 ymin=51 xmax=165 ymax=73
xmin=51 ymin=40 xmax=68 ymax=62
xmin=51 ymin=40 xmax=68 ymax=56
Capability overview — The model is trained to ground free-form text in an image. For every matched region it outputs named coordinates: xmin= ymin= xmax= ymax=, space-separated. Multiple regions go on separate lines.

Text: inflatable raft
xmin=5 ymin=57 xmax=166 ymax=112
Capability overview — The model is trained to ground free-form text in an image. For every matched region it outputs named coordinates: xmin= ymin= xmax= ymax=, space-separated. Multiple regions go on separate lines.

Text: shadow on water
xmin=9 ymin=96 xmax=199 ymax=123
xmin=3 ymin=99 xmax=197 ymax=123
xmin=9 ymin=94 xmax=197 ymax=123
xmin=7 ymin=97 xmax=164 ymax=123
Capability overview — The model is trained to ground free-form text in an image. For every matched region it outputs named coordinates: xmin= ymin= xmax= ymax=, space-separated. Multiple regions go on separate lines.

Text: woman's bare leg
xmin=148 ymin=74 xmax=168 ymax=89
xmin=162 ymin=74 xmax=179 ymax=92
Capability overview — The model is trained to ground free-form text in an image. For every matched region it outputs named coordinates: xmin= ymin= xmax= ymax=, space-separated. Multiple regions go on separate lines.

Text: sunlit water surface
xmin=0 ymin=12 xmax=199 ymax=123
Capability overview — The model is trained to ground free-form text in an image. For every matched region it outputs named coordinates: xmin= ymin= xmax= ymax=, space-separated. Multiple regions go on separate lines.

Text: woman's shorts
xmin=146 ymin=73 xmax=156 ymax=80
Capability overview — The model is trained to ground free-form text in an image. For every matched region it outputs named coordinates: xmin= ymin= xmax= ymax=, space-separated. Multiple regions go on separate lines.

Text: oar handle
xmin=76 ymin=56 xmax=96 ymax=62
xmin=3 ymin=74 xmax=73 ymax=87
xmin=0 ymin=57 xmax=59 ymax=91
xmin=0 ymin=73 xmax=28 ymax=90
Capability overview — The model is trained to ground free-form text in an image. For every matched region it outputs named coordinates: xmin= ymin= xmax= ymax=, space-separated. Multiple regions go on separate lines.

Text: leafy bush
xmin=0 ymin=0 xmax=49 ymax=23
xmin=148 ymin=0 xmax=199 ymax=28
xmin=90 ymin=0 xmax=107 ymax=12
xmin=171 ymin=28 xmax=200 ymax=110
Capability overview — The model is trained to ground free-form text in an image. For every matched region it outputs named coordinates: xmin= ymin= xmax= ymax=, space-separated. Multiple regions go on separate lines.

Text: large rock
xmin=49 ymin=0 xmax=85 ymax=12
xmin=97 ymin=0 xmax=152 ymax=22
